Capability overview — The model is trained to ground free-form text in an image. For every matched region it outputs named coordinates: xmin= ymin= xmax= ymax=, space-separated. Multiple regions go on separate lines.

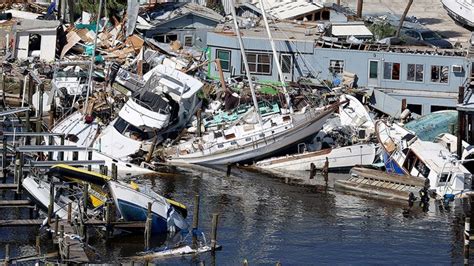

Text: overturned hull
xmin=335 ymin=167 xmax=427 ymax=202
xmin=255 ymin=143 xmax=377 ymax=172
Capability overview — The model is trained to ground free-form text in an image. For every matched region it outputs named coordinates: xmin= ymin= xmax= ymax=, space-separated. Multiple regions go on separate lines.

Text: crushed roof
xmin=257 ymin=0 xmax=324 ymax=20
xmin=144 ymin=2 xmax=224 ymax=26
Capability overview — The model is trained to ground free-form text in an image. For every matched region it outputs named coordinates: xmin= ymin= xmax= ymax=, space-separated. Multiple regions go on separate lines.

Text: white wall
xmin=16 ymin=30 xmax=57 ymax=62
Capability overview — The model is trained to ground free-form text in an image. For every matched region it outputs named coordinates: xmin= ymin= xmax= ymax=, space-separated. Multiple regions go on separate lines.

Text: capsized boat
xmin=405 ymin=110 xmax=457 ymax=142
xmin=109 ymin=180 xmax=188 ymax=233
xmin=375 ymin=120 xmax=472 ymax=198
xmin=255 ymin=143 xmax=377 ymax=172
xmin=49 ymin=164 xmax=187 ymax=217
xmin=93 ymin=64 xmax=203 ymax=161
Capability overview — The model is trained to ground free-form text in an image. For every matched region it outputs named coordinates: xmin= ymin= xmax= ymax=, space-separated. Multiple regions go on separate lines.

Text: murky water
xmin=0 ymin=166 xmax=469 ymax=264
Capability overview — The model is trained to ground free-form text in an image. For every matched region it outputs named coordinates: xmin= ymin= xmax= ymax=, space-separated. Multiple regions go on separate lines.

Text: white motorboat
xmin=255 ymin=143 xmax=377 ymax=172
xmin=108 ymin=180 xmax=188 ymax=233
xmin=93 ymin=64 xmax=203 ymax=161
xmin=375 ymin=120 xmax=472 ymax=198
xmin=442 ymin=0 xmax=474 ymax=29
xmin=51 ymin=111 xmax=99 ymax=148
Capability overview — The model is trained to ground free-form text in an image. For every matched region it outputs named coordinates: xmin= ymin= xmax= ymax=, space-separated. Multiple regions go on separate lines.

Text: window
xmin=154 ymin=34 xmax=178 ymax=43
xmin=407 ymin=104 xmax=422 ymax=115
xmin=184 ymin=35 xmax=193 ymax=47
xmin=242 ymin=53 xmax=272 ymax=75
xmin=407 ymin=64 xmax=424 ymax=82
xmin=369 ymin=61 xmax=378 ymax=79
xmin=329 ymin=60 xmax=344 ymax=74
xmin=216 ymin=49 xmax=231 ymax=72
xmin=383 ymin=62 xmax=400 ymax=80
xmin=430 ymin=105 xmax=456 ymax=112
xmin=280 ymin=54 xmax=292 ymax=74
xmin=431 ymin=65 xmax=449 ymax=83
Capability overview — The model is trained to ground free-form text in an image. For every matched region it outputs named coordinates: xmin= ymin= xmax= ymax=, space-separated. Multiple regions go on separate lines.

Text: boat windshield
xmin=113 ymin=117 xmax=155 ymax=141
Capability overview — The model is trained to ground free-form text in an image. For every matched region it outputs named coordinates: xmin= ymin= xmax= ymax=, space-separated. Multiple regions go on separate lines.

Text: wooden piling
xmin=192 ymin=194 xmax=200 ymax=247
xmin=87 ymin=151 xmax=93 ymax=171
xmin=458 ymin=86 xmax=465 ymax=159
xmin=35 ymin=235 xmax=41 ymax=254
xmin=144 ymin=202 xmax=152 ymax=250
xmin=112 ymin=163 xmax=117 ymax=181
xmin=59 ymin=135 xmax=65 ymax=161
xmin=4 ymin=243 xmax=9 ymax=266
xmin=83 ymin=183 xmax=89 ymax=220
xmin=72 ymin=151 xmax=78 ymax=161
xmin=60 ymin=224 xmax=64 ymax=239
xmin=36 ymin=85 xmax=44 ymax=145
xmin=2 ymin=135 xmax=7 ymax=183
xmin=47 ymin=182 xmax=54 ymax=225
xmin=226 ymin=164 xmax=232 ymax=177
xmin=54 ymin=215 xmax=59 ymax=240
xmin=465 ymin=217 xmax=470 ymax=262
xmin=16 ymin=152 xmax=24 ymax=195
xmin=67 ymin=202 xmax=72 ymax=223
xmin=210 ymin=213 xmax=219 ymax=251
xmin=48 ymin=136 xmax=54 ymax=160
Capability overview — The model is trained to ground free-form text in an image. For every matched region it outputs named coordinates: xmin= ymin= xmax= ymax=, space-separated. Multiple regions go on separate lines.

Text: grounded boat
xmin=442 ymin=0 xmax=474 ymax=29
xmin=109 ymin=180 xmax=188 ymax=233
xmin=93 ymin=64 xmax=203 ymax=161
xmin=375 ymin=120 xmax=472 ymax=198
xmin=161 ymin=2 xmax=337 ymax=165
xmin=255 ymin=143 xmax=377 ymax=172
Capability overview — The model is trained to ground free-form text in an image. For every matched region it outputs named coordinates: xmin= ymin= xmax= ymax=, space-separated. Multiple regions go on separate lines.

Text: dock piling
xmin=4 ymin=243 xmax=9 ymax=266
xmin=54 ymin=215 xmax=59 ymax=240
xmin=48 ymin=136 xmax=54 ymax=160
xmin=210 ymin=213 xmax=219 ymax=251
xmin=112 ymin=163 xmax=117 ymax=181
xmin=2 ymin=134 xmax=7 ymax=183
xmin=67 ymin=202 xmax=72 ymax=223
xmin=226 ymin=164 xmax=231 ymax=177
xmin=144 ymin=202 xmax=152 ymax=250
xmin=192 ymin=194 xmax=200 ymax=248
xmin=47 ymin=182 xmax=54 ymax=225
xmin=83 ymin=183 xmax=89 ymax=220
xmin=465 ymin=217 xmax=470 ymax=262
xmin=35 ymin=235 xmax=41 ymax=254
xmin=59 ymin=135 xmax=64 ymax=161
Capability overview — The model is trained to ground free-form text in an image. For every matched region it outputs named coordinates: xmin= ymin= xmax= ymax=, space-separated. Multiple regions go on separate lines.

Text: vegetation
xmin=369 ymin=22 xmax=396 ymax=40
xmin=206 ymin=0 xmax=225 ymax=15
xmin=76 ymin=0 xmax=127 ymax=22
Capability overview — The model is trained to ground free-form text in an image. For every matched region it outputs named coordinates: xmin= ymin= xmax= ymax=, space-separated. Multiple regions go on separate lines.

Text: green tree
xmin=77 ymin=0 xmax=127 ymax=22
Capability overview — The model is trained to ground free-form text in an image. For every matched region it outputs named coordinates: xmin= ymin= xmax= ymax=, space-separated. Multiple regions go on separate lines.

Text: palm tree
xmin=396 ymin=0 xmax=414 ymax=37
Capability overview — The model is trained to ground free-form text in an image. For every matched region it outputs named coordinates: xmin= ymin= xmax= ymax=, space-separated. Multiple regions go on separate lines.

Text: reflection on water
xmin=0 ymin=166 xmax=469 ymax=264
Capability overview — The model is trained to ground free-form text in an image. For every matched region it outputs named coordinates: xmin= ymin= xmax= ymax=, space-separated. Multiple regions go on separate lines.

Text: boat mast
xmin=84 ymin=0 xmax=104 ymax=116
xmin=258 ymin=0 xmax=293 ymax=113
xmin=230 ymin=1 xmax=263 ymax=125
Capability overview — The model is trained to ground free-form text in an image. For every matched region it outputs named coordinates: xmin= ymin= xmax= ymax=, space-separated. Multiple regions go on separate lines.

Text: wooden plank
xmin=61 ymin=222 xmax=90 ymax=263
xmin=0 ymin=200 xmax=32 ymax=206
xmin=0 ymin=184 xmax=17 ymax=190
xmin=0 ymin=219 xmax=44 ymax=226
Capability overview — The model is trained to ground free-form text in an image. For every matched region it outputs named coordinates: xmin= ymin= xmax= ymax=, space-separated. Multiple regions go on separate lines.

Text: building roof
xmin=257 ymin=0 xmax=324 ymax=20
xmin=16 ymin=19 xmax=60 ymax=31
xmin=331 ymin=23 xmax=373 ymax=37
xmin=143 ymin=2 xmax=224 ymax=27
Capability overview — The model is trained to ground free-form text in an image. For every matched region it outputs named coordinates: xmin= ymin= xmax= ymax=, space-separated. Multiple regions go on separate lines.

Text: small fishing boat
xmin=375 ymin=120 xmax=472 ymax=198
xmin=109 ymin=180 xmax=188 ymax=233
xmin=255 ymin=143 xmax=377 ymax=172
xmin=49 ymin=164 xmax=187 ymax=217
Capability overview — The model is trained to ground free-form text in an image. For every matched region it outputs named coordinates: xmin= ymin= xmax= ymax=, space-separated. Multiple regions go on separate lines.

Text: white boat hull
xmin=109 ymin=181 xmax=187 ymax=233
xmin=22 ymin=177 xmax=69 ymax=219
xmin=255 ymin=143 xmax=377 ymax=171
xmin=166 ymin=106 xmax=337 ymax=165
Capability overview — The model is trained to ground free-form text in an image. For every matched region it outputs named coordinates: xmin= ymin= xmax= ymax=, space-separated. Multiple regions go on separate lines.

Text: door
xmin=368 ymin=60 xmax=380 ymax=87
xmin=280 ymin=54 xmax=293 ymax=82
